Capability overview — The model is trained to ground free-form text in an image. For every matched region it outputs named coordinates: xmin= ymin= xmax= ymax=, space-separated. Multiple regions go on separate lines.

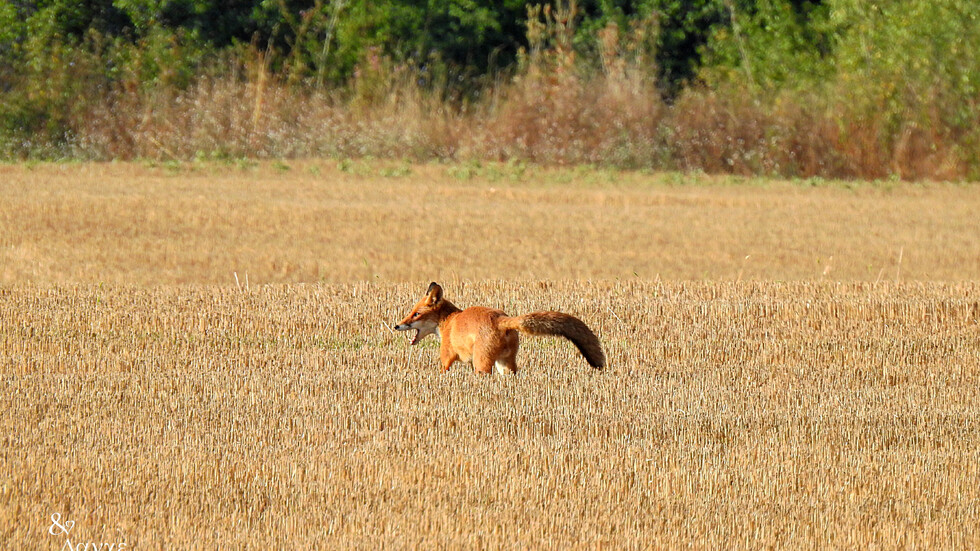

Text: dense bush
xmin=1 ymin=0 xmax=977 ymax=180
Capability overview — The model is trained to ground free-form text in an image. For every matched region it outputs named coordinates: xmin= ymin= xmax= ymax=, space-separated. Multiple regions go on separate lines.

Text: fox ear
xmin=425 ymin=282 xmax=442 ymax=304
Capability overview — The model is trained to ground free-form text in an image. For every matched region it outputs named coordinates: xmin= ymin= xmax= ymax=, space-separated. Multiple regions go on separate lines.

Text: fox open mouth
xmin=395 ymin=324 xmax=422 ymax=345
xmin=395 ymin=320 xmax=435 ymax=345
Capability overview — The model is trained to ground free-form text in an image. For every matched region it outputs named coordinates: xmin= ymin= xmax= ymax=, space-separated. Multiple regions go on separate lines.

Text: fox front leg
xmin=439 ymin=342 xmax=459 ymax=372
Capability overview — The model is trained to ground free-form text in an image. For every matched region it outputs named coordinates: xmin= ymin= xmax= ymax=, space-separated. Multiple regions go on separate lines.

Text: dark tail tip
xmin=571 ymin=339 xmax=605 ymax=369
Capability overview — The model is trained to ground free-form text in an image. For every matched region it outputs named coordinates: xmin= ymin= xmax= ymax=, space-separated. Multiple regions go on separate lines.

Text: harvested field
xmin=2 ymin=163 xmax=979 ymax=548
xmin=1 ymin=162 xmax=979 ymax=285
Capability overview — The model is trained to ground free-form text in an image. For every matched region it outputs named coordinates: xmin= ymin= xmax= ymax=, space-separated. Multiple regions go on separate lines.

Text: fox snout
xmin=393 ymin=318 xmax=437 ymax=345
xmin=391 ymin=323 xmax=414 ymax=331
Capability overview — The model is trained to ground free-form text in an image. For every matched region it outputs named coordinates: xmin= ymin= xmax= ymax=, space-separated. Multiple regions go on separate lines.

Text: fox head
xmin=394 ymin=282 xmax=445 ymax=345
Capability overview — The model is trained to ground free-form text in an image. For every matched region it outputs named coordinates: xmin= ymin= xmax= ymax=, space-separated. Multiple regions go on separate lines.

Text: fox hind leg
xmin=473 ymin=350 xmax=495 ymax=375
xmin=472 ymin=330 xmax=500 ymax=375
xmin=494 ymin=332 xmax=520 ymax=375
xmin=474 ymin=328 xmax=520 ymax=375
xmin=494 ymin=357 xmax=517 ymax=375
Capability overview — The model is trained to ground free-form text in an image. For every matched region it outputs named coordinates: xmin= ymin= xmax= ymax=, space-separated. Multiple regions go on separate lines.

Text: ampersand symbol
xmin=48 ymin=513 xmax=74 ymax=536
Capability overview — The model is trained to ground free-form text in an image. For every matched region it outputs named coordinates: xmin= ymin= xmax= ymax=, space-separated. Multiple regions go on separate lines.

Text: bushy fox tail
xmin=499 ymin=312 xmax=605 ymax=369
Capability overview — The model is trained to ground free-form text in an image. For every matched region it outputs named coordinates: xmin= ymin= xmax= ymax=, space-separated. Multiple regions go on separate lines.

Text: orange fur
xmin=394 ymin=282 xmax=605 ymax=374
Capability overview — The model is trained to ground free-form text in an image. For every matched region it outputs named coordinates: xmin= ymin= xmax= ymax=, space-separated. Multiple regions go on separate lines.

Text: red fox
xmin=394 ymin=282 xmax=605 ymax=374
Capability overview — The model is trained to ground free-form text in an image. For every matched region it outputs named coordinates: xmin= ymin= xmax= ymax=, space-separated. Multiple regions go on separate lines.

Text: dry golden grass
xmin=2 ymin=163 xmax=980 ymax=548
xmin=1 ymin=162 xmax=979 ymax=285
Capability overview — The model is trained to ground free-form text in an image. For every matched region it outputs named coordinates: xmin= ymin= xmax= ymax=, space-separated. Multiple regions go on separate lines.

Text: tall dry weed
xmin=471 ymin=5 xmax=665 ymax=167
xmin=664 ymin=87 xmax=973 ymax=181
xmin=59 ymin=13 xmax=977 ymax=181
xmin=76 ymin=50 xmax=465 ymax=161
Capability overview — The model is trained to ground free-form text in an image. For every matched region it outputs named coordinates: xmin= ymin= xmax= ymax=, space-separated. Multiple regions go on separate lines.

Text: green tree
xmin=698 ymin=0 xmax=832 ymax=91
xmin=829 ymin=0 xmax=980 ymax=129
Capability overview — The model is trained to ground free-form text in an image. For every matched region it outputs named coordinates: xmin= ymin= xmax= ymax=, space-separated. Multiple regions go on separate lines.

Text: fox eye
xmin=412 ymin=312 xmax=420 ymax=318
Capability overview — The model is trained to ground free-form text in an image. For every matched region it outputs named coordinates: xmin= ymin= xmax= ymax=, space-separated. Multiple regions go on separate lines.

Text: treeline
xmin=1 ymin=0 xmax=978 ymax=180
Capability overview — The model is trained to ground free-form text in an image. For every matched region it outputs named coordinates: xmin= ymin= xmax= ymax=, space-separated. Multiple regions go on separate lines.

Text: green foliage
xmin=829 ymin=0 xmax=980 ymax=129
xmin=1 ymin=0 xmax=978 ymax=176
xmin=0 ymin=1 xmax=751 ymax=95
xmin=328 ymin=1 xmax=528 ymax=85
xmin=699 ymin=0 xmax=833 ymax=91
xmin=572 ymin=0 xmax=732 ymax=95
xmin=697 ymin=0 xmax=980 ymax=125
